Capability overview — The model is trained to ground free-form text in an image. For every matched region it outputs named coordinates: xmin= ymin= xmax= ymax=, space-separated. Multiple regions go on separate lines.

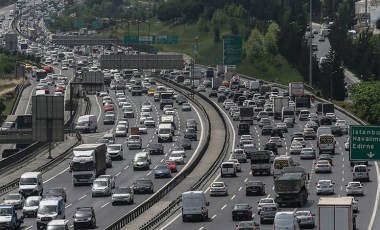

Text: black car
xmin=218 ymin=95 xmax=227 ymax=102
xmin=331 ymin=125 xmax=343 ymax=136
xmin=271 ymin=127 xmax=284 ymax=138
xmin=209 ymin=90 xmax=218 ymax=97
xmin=46 ymin=187 xmax=67 ymax=202
xmin=73 ymin=207 xmax=96 ymax=229
xmin=319 ymin=116 xmax=333 ymax=125
xmin=264 ymin=142 xmax=278 ymax=155
xmin=261 ymin=125 xmax=273 ymax=136
xmin=232 ymin=204 xmax=253 ymax=221
xmin=238 ymin=123 xmax=250 ymax=136
xmin=148 ymin=143 xmax=164 ymax=155
xmin=177 ymin=138 xmax=192 ymax=150
xmin=184 ymin=128 xmax=197 ymax=141
xmin=246 ymin=181 xmax=265 ymax=196
xmin=176 ymin=95 xmax=187 ymax=105
xmin=133 ymin=179 xmax=154 ymax=194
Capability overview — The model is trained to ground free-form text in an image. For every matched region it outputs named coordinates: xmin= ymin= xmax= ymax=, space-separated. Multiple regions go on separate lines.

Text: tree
xmin=245 ymin=29 xmax=266 ymax=62
xmin=211 ymin=9 xmax=228 ymax=25
xmin=197 ymin=17 xmax=209 ymax=32
xmin=350 ymin=81 xmax=380 ymax=124
xmin=265 ymin=22 xmax=280 ymax=55
xmin=377 ymin=18 xmax=380 ymax=30
xmin=214 ymin=25 xmax=221 ymax=43
xmin=230 ymin=19 xmax=239 ymax=35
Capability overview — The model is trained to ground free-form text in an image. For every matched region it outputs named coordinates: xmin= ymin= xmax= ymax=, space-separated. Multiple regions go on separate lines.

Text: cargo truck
xmin=317 ymin=134 xmax=335 ymax=154
xmin=71 ymin=144 xmax=107 ymax=186
xmin=0 ymin=114 xmax=32 ymax=131
xmin=249 ymin=80 xmax=260 ymax=92
xmin=160 ymin=114 xmax=176 ymax=130
xmin=160 ymin=92 xmax=174 ymax=110
xmin=260 ymin=85 xmax=271 ymax=95
xmin=274 ymin=166 xmax=308 ymax=207
xmin=288 ymin=82 xmax=304 ymax=96
xmin=321 ymin=103 xmax=334 ymax=115
xmin=292 ymin=95 xmax=311 ymax=114
xmin=216 ymin=64 xmax=224 ymax=76
xmin=239 ymin=107 xmax=254 ymax=125
xmin=211 ymin=77 xmax=223 ymax=90
xmin=273 ymin=97 xmax=289 ymax=120
xmin=281 ymin=106 xmax=295 ymax=122
xmin=250 ymin=150 xmax=272 ymax=175
xmin=318 ymin=197 xmax=355 ymax=230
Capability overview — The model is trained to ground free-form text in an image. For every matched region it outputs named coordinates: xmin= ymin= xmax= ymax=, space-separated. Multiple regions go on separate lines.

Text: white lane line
xmin=124 ymin=165 xmax=129 ymax=170
xmin=238 ymin=186 xmax=242 ymax=191
xmin=244 ymin=178 xmax=248 ymax=182
xmin=340 ymin=186 xmax=343 ymax=190
xmin=101 ymin=202 xmax=110 ymax=208
xmin=95 ymin=95 xmax=102 ymax=123
xmin=198 ymin=227 xmax=204 ymax=230
xmin=221 ymin=204 xmax=227 ymax=210
xmin=78 ymin=195 xmax=86 ymax=200
xmin=44 ymin=167 xmax=69 ymax=183
xmin=368 ymin=162 xmax=380 ymax=230
xmin=147 ymin=172 xmax=152 ymax=176
xmin=24 ymin=226 xmax=33 ymax=230
xmin=115 ymin=172 xmax=121 ymax=177
xmin=231 ymin=195 xmax=236 ymax=200
xmin=211 ymin=214 xmax=216 ymax=219
xmin=65 ymin=204 xmax=72 ymax=208
xmin=266 ymin=194 xmax=271 ymax=198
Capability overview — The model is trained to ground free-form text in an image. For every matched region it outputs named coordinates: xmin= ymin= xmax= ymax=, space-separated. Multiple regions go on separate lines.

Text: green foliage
xmin=350 ymin=81 xmax=380 ymax=124
xmin=230 ymin=19 xmax=239 ymax=35
xmin=211 ymin=9 xmax=228 ymax=25
xmin=245 ymin=29 xmax=266 ymax=61
xmin=214 ymin=26 xmax=221 ymax=43
xmin=377 ymin=18 xmax=380 ymax=30
xmin=197 ymin=17 xmax=210 ymax=32
xmin=265 ymin=22 xmax=280 ymax=55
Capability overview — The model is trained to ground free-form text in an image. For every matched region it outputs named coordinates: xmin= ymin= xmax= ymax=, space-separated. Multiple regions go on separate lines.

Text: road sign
xmin=350 ymin=125 xmax=380 ymax=160
xmin=223 ymin=35 xmax=242 ymax=65
xmin=100 ymin=54 xmax=184 ymax=69
xmin=73 ymin=19 xmax=84 ymax=29
xmin=124 ymin=35 xmax=178 ymax=45
xmin=92 ymin=20 xmax=102 ymax=30
xmin=156 ymin=35 xmax=179 ymax=44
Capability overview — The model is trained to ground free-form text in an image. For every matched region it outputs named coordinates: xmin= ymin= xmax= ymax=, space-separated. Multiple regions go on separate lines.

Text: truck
xmin=104 ymin=73 xmax=112 ymax=85
xmin=28 ymin=28 xmax=36 ymax=38
xmin=211 ymin=77 xmax=223 ymax=90
xmin=281 ymin=106 xmax=295 ymax=122
xmin=274 ymin=166 xmax=308 ymax=207
xmin=216 ymin=64 xmax=224 ymax=76
xmin=229 ymin=75 xmax=240 ymax=91
xmin=159 ymin=92 xmax=174 ymax=110
xmin=157 ymin=123 xmax=174 ymax=142
xmin=319 ymin=103 xmax=334 ymax=115
xmin=224 ymin=65 xmax=237 ymax=82
xmin=292 ymin=95 xmax=311 ymax=114
xmin=0 ymin=114 xmax=32 ymax=131
xmin=260 ymin=85 xmax=271 ymax=95
xmin=318 ymin=197 xmax=355 ymax=230
xmin=288 ymin=82 xmax=304 ymax=97
xmin=160 ymin=115 xmax=176 ymax=130
xmin=205 ymin=67 xmax=214 ymax=78
xmin=71 ymin=144 xmax=107 ymax=186
xmin=0 ymin=205 xmax=24 ymax=229
xmin=239 ymin=107 xmax=254 ymax=125
xmin=320 ymin=28 xmax=330 ymax=37
xmin=273 ymin=97 xmax=289 ymax=120
xmin=130 ymin=127 xmax=139 ymax=135
xmin=317 ymin=134 xmax=335 ymax=154
xmin=249 ymin=80 xmax=260 ymax=92
xmin=250 ymin=150 xmax=271 ymax=175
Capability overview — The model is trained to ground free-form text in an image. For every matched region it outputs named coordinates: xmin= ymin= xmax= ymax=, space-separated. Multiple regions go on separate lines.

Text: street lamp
xmin=309 ymin=0 xmax=313 ymax=87
xmin=145 ymin=21 xmax=151 ymax=37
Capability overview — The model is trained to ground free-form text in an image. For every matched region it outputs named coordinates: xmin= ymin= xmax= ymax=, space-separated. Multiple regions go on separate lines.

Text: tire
xmin=93 ymin=219 xmax=96 ymax=228
xmin=182 ymin=216 xmax=187 ymax=222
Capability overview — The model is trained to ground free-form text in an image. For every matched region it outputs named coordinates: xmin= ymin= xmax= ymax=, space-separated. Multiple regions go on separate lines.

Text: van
xmin=36 ymin=89 xmax=46 ymax=96
xmin=157 ymin=123 xmax=174 ymax=142
xmin=47 ymin=220 xmax=70 ymax=230
xmin=182 ymin=191 xmax=209 ymax=222
xmin=352 ymin=165 xmax=370 ymax=182
xmin=75 ymin=115 xmax=97 ymax=133
xmin=274 ymin=211 xmax=300 ymax=230
xmin=19 ymin=172 xmax=44 ymax=197
xmin=317 ymin=126 xmax=332 ymax=137
xmin=133 ymin=152 xmax=151 ymax=171
xmin=220 ymin=162 xmax=237 ymax=177
xmin=36 ymin=197 xmax=65 ymax=229
xmin=102 ymin=133 xmax=115 ymax=144
xmin=299 ymin=110 xmax=310 ymax=120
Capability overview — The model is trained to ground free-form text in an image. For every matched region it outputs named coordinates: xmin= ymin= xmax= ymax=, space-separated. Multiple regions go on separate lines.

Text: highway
xmin=158 ymin=76 xmax=378 ymax=230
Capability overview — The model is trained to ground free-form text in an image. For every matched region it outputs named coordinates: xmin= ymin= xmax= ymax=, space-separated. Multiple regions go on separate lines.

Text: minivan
xmin=273 ymin=211 xmax=300 ymax=230
xmin=352 ymin=165 xmax=370 ymax=182
xmin=36 ymin=197 xmax=65 ymax=229
xmin=133 ymin=152 xmax=151 ymax=171
xmin=182 ymin=191 xmax=209 ymax=222
xmin=75 ymin=115 xmax=97 ymax=133
xmin=19 ymin=172 xmax=44 ymax=197
xmin=221 ymin=162 xmax=237 ymax=177
xmin=299 ymin=110 xmax=310 ymax=120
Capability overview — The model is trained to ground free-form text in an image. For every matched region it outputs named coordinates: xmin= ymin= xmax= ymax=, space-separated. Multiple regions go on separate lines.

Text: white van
xmin=75 ymin=115 xmax=97 ymax=133
xmin=352 ymin=165 xmax=370 ymax=182
xmin=182 ymin=191 xmax=209 ymax=222
xmin=317 ymin=126 xmax=332 ymax=137
xmin=36 ymin=197 xmax=65 ymax=229
xmin=19 ymin=172 xmax=44 ymax=197
xmin=36 ymin=89 xmax=46 ymax=96
xmin=274 ymin=211 xmax=300 ymax=230
xmin=133 ymin=152 xmax=151 ymax=171
xmin=220 ymin=162 xmax=237 ymax=177
xmin=157 ymin=123 xmax=173 ymax=142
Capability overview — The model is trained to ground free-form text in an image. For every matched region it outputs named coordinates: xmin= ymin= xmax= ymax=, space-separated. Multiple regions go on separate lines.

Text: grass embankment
xmin=0 ymin=78 xmax=22 ymax=116
xmin=100 ymin=21 xmax=302 ymax=85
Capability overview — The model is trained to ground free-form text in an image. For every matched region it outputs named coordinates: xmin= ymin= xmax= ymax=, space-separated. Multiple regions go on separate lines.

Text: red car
xmin=55 ymin=86 xmax=65 ymax=93
xmin=103 ymin=103 xmax=114 ymax=112
xmin=164 ymin=160 xmax=178 ymax=172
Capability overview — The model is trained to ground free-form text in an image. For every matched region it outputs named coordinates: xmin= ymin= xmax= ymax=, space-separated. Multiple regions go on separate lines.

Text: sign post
xmin=350 ymin=125 xmax=380 ymax=161
xmin=223 ymin=35 xmax=242 ymax=65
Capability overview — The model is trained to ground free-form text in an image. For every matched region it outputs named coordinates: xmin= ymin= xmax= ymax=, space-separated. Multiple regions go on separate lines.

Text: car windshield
xmin=212 ymin=183 xmax=225 ymax=187
xmin=296 ymin=211 xmax=310 ymax=216
xmin=173 ymin=147 xmax=184 ymax=151
xmin=171 ymin=152 xmax=182 ymax=157
xmin=25 ymin=199 xmax=39 ymax=206
xmin=156 ymin=165 xmax=167 ymax=170
xmin=234 ymin=204 xmax=249 ymax=210
xmin=260 ymin=199 xmax=273 ymax=204
xmin=319 ymin=181 xmax=331 ymax=185
xmin=38 ymin=205 xmax=57 ymax=215
xmin=20 ymin=177 xmax=37 ymax=185
xmin=116 ymin=127 xmax=125 ymax=131
xmin=349 ymin=183 xmax=361 ymax=187
xmin=48 ymin=188 xmax=62 ymax=194
xmin=136 ymin=180 xmax=151 ymax=185
xmin=75 ymin=210 xmax=92 ymax=217
xmin=93 ymin=181 xmax=107 ymax=187
xmin=47 ymin=226 xmax=66 ymax=230
xmin=0 ymin=207 xmax=12 ymax=216
xmin=108 ymin=145 xmax=121 ymax=151
xmin=115 ymin=188 xmax=131 ymax=194
xmin=238 ymin=221 xmax=254 ymax=227
xmin=6 ymin=194 xmax=20 ymax=200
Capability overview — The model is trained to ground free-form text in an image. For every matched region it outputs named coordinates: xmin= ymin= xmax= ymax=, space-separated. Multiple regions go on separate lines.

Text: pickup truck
xmin=0 ymin=205 xmax=24 ymax=229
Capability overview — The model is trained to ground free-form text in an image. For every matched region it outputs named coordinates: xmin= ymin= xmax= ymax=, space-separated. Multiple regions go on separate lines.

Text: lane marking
xmin=231 ymin=195 xmax=236 ymax=200
xmin=368 ymin=162 xmax=380 ymax=230
xmin=115 ymin=172 xmax=121 ymax=177
xmin=78 ymin=195 xmax=86 ymax=200
xmin=44 ymin=167 xmax=69 ymax=183
xmin=101 ymin=202 xmax=109 ymax=208
xmin=65 ymin=204 xmax=72 ymax=208
xmin=221 ymin=204 xmax=227 ymax=210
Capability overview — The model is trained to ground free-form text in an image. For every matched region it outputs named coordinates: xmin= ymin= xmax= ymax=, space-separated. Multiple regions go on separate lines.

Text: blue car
xmin=154 ymin=164 xmax=171 ymax=178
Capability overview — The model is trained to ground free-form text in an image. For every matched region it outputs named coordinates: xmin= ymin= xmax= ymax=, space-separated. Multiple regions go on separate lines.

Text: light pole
xmin=309 ymin=0 xmax=313 ymax=87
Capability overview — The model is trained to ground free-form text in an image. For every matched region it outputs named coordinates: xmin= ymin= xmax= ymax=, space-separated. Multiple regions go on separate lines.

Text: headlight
xmin=87 ymin=217 xmax=92 ymax=221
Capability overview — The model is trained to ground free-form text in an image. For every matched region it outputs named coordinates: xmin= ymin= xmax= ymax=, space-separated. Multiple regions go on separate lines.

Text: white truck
xmin=216 ymin=64 xmax=224 ymax=76
xmin=273 ymin=97 xmax=289 ymax=120
xmin=281 ymin=106 xmax=295 ymax=122
xmin=317 ymin=134 xmax=335 ymax=154
xmin=157 ymin=123 xmax=174 ymax=142
xmin=318 ymin=197 xmax=355 ymax=230
xmin=211 ymin=77 xmax=223 ymax=90
xmin=249 ymin=80 xmax=261 ymax=92
xmin=0 ymin=115 xmax=32 ymax=131
xmin=71 ymin=144 xmax=107 ymax=186
xmin=288 ymin=82 xmax=304 ymax=97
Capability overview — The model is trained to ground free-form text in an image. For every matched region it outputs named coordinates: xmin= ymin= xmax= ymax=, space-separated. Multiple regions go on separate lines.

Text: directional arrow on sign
xmin=367 ymin=152 xmax=375 ymax=158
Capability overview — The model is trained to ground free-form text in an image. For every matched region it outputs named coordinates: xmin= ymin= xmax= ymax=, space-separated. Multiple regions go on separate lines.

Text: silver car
xmin=316 ymin=180 xmax=334 ymax=195
xmin=3 ymin=193 xmax=24 ymax=209
xmin=91 ymin=178 xmax=112 ymax=197
xmin=112 ymin=187 xmax=134 ymax=205
xmin=23 ymin=196 xmax=42 ymax=217
xmin=346 ymin=181 xmax=364 ymax=196
xmin=300 ymin=147 xmax=316 ymax=159
xmin=295 ymin=210 xmax=315 ymax=228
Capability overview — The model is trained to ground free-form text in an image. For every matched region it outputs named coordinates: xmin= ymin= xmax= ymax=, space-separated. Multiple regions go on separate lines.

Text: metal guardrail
xmin=139 ymin=78 xmax=231 ymax=229
xmin=9 ymin=83 xmax=30 ymax=115
xmin=104 ymin=77 xmax=213 ymax=230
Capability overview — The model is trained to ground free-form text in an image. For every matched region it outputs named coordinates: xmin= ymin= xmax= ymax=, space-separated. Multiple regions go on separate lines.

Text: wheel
xmin=232 ymin=217 xmax=236 ymax=221
xmin=182 ymin=216 xmax=187 ymax=222
xmin=92 ymin=219 xmax=96 ymax=228
xmin=112 ymin=202 xmax=115 ymax=206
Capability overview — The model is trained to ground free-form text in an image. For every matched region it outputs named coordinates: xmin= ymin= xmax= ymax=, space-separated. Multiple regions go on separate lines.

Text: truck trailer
xmin=318 ymin=197 xmax=355 ymax=230
xmin=239 ymin=107 xmax=254 ymax=125
xmin=273 ymin=97 xmax=289 ymax=120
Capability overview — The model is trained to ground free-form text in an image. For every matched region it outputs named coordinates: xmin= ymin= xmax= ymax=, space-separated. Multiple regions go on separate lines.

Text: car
xmin=345 ymin=137 xmax=350 ymax=150
xmin=218 ymin=86 xmax=226 ymax=93
xmin=172 ymin=146 xmax=186 ymax=157
xmin=133 ymin=179 xmax=154 ymax=194
xmin=303 ymin=127 xmax=316 ymax=139
xmin=260 ymin=204 xmax=279 ymax=224
xmin=257 ymin=198 xmax=277 ymax=215
xmin=164 ymin=108 xmax=175 ymax=115
xmin=143 ymin=117 xmax=156 ymax=128
xmin=218 ymin=95 xmax=227 ymax=102
xmin=98 ymin=175 xmax=116 ymax=189
xmin=138 ymin=124 xmax=148 ymax=134
xmin=315 ymin=160 xmax=332 ymax=173
xmin=154 ymin=164 xmax=172 ymax=178
xmin=259 ymin=118 xmax=271 ymax=128
xmin=232 ymin=204 xmax=253 ymax=221
xmin=346 ymin=181 xmax=364 ymax=196
xmin=283 ymin=118 xmax=294 ymax=128
xmin=295 ymin=210 xmax=315 ymax=228
xmin=46 ymin=187 xmax=67 ymax=202
xmin=305 ymin=121 xmax=319 ymax=131
xmin=235 ymin=221 xmax=261 ymax=230
xmin=292 ymin=137 xmax=306 ymax=147
xmin=300 ymin=147 xmax=316 ymax=159
xmin=276 ymin=123 xmax=288 ymax=133
xmin=318 ymin=154 xmax=333 ymax=165
xmin=336 ymin=119 xmax=349 ymax=134
xmin=289 ymin=141 xmax=303 ymax=154
xmin=182 ymin=103 xmax=192 ymax=111
xmin=231 ymin=149 xmax=247 ymax=163
xmin=91 ymin=178 xmax=112 ymax=197
xmin=61 ymin=65 xmax=68 ymax=70
xmin=22 ymin=196 xmax=42 ymax=217
xmin=103 ymin=103 xmax=114 ymax=112
xmin=114 ymin=125 xmax=127 ymax=137
xmin=263 ymin=142 xmax=278 ymax=155
xmin=3 ymin=193 xmax=24 ymax=209
xmin=316 ymin=180 xmax=335 ymax=195
xmin=209 ymin=90 xmax=218 ymax=97
xmin=228 ymin=158 xmax=241 ymax=172
xmin=177 ymin=138 xmax=192 ymax=150
xmin=325 ymin=112 xmax=337 ymax=122
xmin=103 ymin=114 xmax=115 ymax=125
xmin=331 ymin=125 xmax=343 ymax=136
xmin=318 ymin=35 xmax=325 ymax=41
xmin=148 ymin=143 xmax=164 ymax=155
xmin=176 ymin=95 xmax=187 ymax=105
xmin=209 ymin=182 xmax=228 ymax=196
xmin=245 ymin=181 xmax=265 ymax=196
xmin=196 ymin=85 xmax=206 ymax=92
xmin=164 ymin=160 xmax=178 ymax=172
xmin=73 ymin=207 xmax=96 ymax=229
xmin=261 ymin=125 xmax=273 ymax=136
xmin=169 ymin=152 xmax=185 ymax=165
xmin=232 ymin=112 xmax=240 ymax=121
xmin=112 ymin=187 xmax=134 ymax=205
xmin=184 ymin=128 xmax=197 ymax=141
xmin=269 ymin=136 xmax=282 ymax=147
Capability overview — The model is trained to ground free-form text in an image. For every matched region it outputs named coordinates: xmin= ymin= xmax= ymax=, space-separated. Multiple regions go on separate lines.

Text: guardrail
xmin=138 ymin=78 xmax=231 ymax=229
xmin=9 ymin=82 xmax=31 ymax=115
xmin=104 ymin=77 xmax=213 ymax=230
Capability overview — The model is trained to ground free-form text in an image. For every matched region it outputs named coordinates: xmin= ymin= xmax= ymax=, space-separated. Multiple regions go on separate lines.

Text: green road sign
xmin=156 ymin=35 xmax=179 ymax=44
xmin=92 ymin=20 xmax=102 ymax=30
xmin=73 ymin=19 xmax=84 ymax=29
xmin=350 ymin=125 xmax=380 ymax=160
xmin=124 ymin=35 xmax=155 ymax=45
xmin=223 ymin=35 xmax=242 ymax=65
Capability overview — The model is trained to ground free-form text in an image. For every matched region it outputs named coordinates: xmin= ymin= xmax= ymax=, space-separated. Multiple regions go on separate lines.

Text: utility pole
xmin=309 ymin=0 xmax=313 ymax=87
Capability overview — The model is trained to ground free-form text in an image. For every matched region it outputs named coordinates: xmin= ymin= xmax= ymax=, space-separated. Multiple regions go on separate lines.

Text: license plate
xmin=237 ymin=212 xmax=243 ymax=215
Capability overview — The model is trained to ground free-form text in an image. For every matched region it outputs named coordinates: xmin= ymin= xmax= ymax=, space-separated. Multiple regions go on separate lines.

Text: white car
xmin=209 ymin=182 xmax=228 ymax=196
xmin=98 ymin=175 xmax=116 ymax=189
xmin=92 ymin=178 xmax=112 ymax=197
xmin=164 ymin=108 xmax=175 ymax=115
xmin=316 ymin=180 xmax=334 ymax=195
xmin=144 ymin=117 xmax=156 ymax=127
xmin=346 ymin=182 xmax=364 ymax=196
xmin=224 ymin=102 xmax=235 ymax=110
xmin=115 ymin=125 xmax=127 ymax=137
xmin=257 ymin=198 xmax=277 ymax=214
xmin=326 ymin=112 xmax=337 ymax=122
xmin=218 ymin=86 xmax=226 ymax=93
xmin=315 ymin=160 xmax=332 ymax=173
xmin=336 ymin=120 xmax=348 ymax=134
xmin=138 ymin=125 xmax=148 ymax=134
xmin=112 ymin=187 xmax=134 ymax=205
xmin=289 ymin=141 xmax=303 ymax=154
xmin=61 ymin=65 xmax=68 ymax=70
xmin=169 ymin=152 xmax=185 ymax=165
xmin=3 ymin=193 xmax=24 ymax=209
xmin=269 ymin=137 xmax=282 ymax=147
xmin=231 ymin=149 xmax=247 ymax=163
xmin=240 ymin=135 xmax=253 ymax=141
xmin=228 ymin=158 xmax=241 ymax=172
xmin=292 ymin=137 xmax=306 ymax=147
